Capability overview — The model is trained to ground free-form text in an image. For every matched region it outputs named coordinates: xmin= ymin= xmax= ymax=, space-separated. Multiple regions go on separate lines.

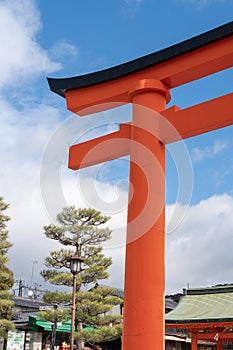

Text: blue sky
xmin=0 ymin=0 xmax=232 ymax=295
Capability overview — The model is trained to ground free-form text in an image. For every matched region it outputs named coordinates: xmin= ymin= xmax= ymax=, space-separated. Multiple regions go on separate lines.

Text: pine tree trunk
xmin=3 ymin=337 xmax=7 ymax=350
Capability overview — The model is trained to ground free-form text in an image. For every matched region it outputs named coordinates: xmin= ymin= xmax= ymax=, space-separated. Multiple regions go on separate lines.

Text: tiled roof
xmin=184 ymin=284 xmax=233 ymax=295
xmin=12 ymin=296 xmax=49 ymax=309
xmin=113 ymin=288 xmax=124 ymax=299
xmin=12 ymin=311 xmax=38 ymax=327
xmin=166 ymin=285 xmax=233 ymax=324
xmin=165 ymin=298 xmax=177 ymax=311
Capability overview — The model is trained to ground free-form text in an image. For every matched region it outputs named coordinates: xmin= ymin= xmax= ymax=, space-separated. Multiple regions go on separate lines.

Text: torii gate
xmin=48 ymin=22 xmax=233 ymax=350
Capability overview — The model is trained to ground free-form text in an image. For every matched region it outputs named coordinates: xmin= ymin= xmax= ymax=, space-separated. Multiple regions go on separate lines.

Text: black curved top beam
xmin=48 ymin=21 xmax=233 ymax=98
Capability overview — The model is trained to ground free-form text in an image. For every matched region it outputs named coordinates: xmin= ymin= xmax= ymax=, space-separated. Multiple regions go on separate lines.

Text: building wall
xmin=166 ymin=340 xmax=191 ymax=350
xmin=29 ymin=332 xmax=42 ymax=350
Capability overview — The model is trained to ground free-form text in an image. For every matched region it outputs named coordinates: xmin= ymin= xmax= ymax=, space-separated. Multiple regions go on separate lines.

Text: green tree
xmin=40 ymin=206 xmax=122 ymax=350
xmin=0 ymin=197 xmax=15 ymax=348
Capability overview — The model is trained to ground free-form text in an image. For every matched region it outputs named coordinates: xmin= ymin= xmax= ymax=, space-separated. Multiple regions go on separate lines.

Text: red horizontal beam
xmin=193 ymin=332 xmax=233 ymax=341
xmin=68 ymin=123 xmax=131 ymax=170
xmin=166 ymin=321 xmax=233 ymax=329
xmin=160 ymin=92 xmax=233 ymax=144
xmin=68 ymin=92 xmax=233 ymax=170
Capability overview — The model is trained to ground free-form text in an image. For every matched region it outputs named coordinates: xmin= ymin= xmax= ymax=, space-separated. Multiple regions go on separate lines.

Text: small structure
xmin=166 ymin=285 xmax=233 ymax=350
xmin=7 ymin=296 xmax=51 ymax=350
xmin=12 ymin=296 xmax=50 ymax=329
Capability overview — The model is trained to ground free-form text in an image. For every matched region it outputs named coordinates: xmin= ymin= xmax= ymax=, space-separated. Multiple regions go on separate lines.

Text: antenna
xmin=30 ymin=260 xmax=38 ymax=287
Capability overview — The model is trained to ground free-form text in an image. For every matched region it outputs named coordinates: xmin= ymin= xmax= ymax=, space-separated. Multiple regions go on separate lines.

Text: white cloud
xmin=166 ymin=193 xmax=233 ymax=293
xmin=0 ymin=0 xmax=66 ymax=291
xmin=0 ymin=0 xmax=61 ymax=89
xmin=192 ymin=139 xmax=228 ymax=162
xmin=0 ymin=96 xmax=64 ymax=286
xmin=179 ymin=0 xmax=227 ymax=9
xmin=213 ymin=139 xmax=227 ymax=154
xmin=0 ymin=98 xmax=129 ymax=289
xmin=0 ymin=0 xmax=65 ymax=289
xmin=124 ymin=0 xmax=143 ymax=4
xmin=122 ymin=0 xmax=143 ymax=17
xmin=50 ymin=40 xmax=79 ymax=60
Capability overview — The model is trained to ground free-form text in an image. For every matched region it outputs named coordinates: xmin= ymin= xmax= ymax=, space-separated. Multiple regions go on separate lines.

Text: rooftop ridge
xmin=184 ymin=284 xmax=233 ymax=295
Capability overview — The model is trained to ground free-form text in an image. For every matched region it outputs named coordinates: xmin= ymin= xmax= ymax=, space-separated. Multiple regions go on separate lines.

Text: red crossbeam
xmin=160 ymin=92 xmax=233 ymax=143
xmin=69 ymin=93 xmax=233 ymax=170
xmin=68 ymin=123 xmax=131 ymax=170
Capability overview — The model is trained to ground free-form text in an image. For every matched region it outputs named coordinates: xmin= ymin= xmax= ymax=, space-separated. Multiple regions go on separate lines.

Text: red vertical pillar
xmin=217 ymin=340 xmax=223 ymax=350
xmin=191 ymin=336 xmax=198 ymax=350
xmin=123 ymin=80 xmax=170 ymax=349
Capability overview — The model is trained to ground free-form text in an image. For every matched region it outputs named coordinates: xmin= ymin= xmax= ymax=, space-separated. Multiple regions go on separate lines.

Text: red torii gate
xmin=48 ymin=22 xmax=233 ymax=350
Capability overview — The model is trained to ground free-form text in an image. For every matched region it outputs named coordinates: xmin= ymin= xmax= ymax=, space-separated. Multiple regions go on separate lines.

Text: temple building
xmin=166 ymin=285 xmax=233 ymax=350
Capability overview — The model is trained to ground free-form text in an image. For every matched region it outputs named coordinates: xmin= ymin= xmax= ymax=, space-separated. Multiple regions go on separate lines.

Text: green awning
xmin=29 ymin=316 xmax=71 ymax=332
xmin=29 ymin=316 xmax=94 ymax=332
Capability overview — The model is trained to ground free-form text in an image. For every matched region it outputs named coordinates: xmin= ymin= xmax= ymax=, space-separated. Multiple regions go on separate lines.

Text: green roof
xmin=29 ymin=316 xmax=71 ymax=332
xmin=29 ymin=316 xmax=94 ymax=332
xmin=166 ymin=285 xmax=233 ymax=324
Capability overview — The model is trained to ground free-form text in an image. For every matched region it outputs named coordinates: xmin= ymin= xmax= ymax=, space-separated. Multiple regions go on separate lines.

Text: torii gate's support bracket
xmin=48 ymin=21 xmax=233 ymax=350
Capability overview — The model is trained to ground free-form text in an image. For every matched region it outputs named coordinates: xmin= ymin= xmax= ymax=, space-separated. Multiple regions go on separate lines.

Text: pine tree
xmin=0 ymin=197 xmax=15 ymax=346
xmin=40 ymin=206 xmax=122 ymax=350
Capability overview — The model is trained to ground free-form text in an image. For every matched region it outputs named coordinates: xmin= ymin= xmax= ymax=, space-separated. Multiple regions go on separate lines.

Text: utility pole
xmin=30 ymin=261 xmax=38 ymax=288
xmin=51 ymin=305 xmax=58 ymax=350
